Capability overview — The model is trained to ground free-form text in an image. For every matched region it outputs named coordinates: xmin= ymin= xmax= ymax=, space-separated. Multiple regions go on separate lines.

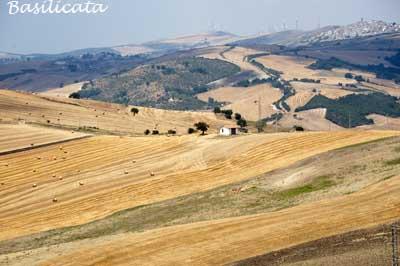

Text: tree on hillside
xmin=234 ymin=113 xmax=242 ymax=121
xmin=237 ymin=119 xmax=247 ymax=129
xmin=69 ymin=92 xmax=80 ymax=99
xmin=131 ymin=107 xmax=139 ymax=116
xmin=194 ymin=122 xmax=209 ymax=135
xmin=213 ymin=107 xmax=221 ymax=114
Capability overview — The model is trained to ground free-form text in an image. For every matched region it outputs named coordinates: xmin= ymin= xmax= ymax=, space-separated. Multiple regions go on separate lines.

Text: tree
xmin=188 ymin=128 xmax=196 ymax=134
xmin=144 ymin=129 xmax=151 ymax=135
xmin=237 ymin=119 xmax=247 ymax=128
xmin=194 ymin=122 xmax=209 ymax=135
xmin=152 ymin=130 xmax=160 ymax=135
xmin=168 ymin=130 xmax=177 ymax=135
xmin=345 ymin=73 xmax=354 ymax=79
xmin=222 ymin=109 xmax=233 ymax=119
xmin=69 ymin=92 xmax=80 ymax=99
xmin=131 ymin=107 xmax=139 ymax=116
xmin=213 ymin=107 xmax=221 ymax=114
xmin=234 ymin=113 xmax=242 ymax=121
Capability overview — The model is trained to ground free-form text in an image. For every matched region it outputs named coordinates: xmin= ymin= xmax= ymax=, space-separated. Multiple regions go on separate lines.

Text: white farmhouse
xmin=219 ymin=125 xmax=239 ymax=136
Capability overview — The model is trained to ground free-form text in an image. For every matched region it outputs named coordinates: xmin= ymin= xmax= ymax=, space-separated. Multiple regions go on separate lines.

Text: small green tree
xmin=69 ymin=92 xmax=80 ymax=99
xmin=237 ymin=119 xmax=247 ymax=128
xmin=234 ymin=113 xmax=242 ymax=120
xmin=131 ymin=107 xmax=139 ymax=116
xmin=194 ymin=122 xmax=209 ymax=135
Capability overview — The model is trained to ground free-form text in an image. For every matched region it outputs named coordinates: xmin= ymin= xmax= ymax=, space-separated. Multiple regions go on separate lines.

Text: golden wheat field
xmin=0 ymin=123 xmax=89 ymax=154
xmin=0 ymin=90 xmax=227 ymax=135
xmin=38 ymin=82 xmax=85 ymax=98
xmin=0 ymin=130 xmax=398 ymax=243
xmin=5 ymin=174 xmax=400 ymax=266
xmin=255 ymin=55 xmax=358 ymax=85
xmin=197 ymin=84 xmax=282 ymax=121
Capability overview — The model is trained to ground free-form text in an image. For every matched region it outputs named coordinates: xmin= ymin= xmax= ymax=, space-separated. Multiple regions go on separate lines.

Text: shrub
xmin=213 ymin=107 xmax=221 ymax=113
xmin=188 ymin=128 xmax=196 ymax=134
xmin=237 ymin=119 xmax=247 ymax=128
xmin=234 ymin=113 xmax=242 ymax=121
xmin=168 ymin=130 xmax=177 ymax=135
xmin=152 ymin=130 xmax=160 ymax=135
xmin=345 ymin=73 xmax=354 ymax=79
xmin=144 ymin=129 xmax=151 ymax=135
xmin=69 ymin=92 xmax=80 ymax=99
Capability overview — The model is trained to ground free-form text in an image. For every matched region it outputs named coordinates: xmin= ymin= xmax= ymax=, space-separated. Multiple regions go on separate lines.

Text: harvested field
xmin=203 ymin=46 xmax=269 ymax=78
xmin=288 ymin=82 xmax=353 ymax=110
xmin=39 ymin=82 xmax=85 ymax=98
xmin=197 ymin=84 xmax=282 ymax=121
xmin=0 ymin=123 xmax=89 ymax=154
xmin=255 ymin=55 xmax=356 ymax=85
xmin=0 ymin=131 xmax=398 ymax=241
xmin=0 ymin=90 xmax=227 ymax=135
xmin=10 ymin=174 xmax=400 ymax=266
xmin=280 ymin=109 xmax=343 ymax=131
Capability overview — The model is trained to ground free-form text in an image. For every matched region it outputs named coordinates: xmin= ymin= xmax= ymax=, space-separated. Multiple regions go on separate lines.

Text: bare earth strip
xmin=0 ymin=124 xmax=89 ymax=154
xmin=0 ymin=131 xmax=398 ymax=242
xmin=10 ymin=174 xmax=400 ymax=266
xmin=0 ymin=90 xmax=227 ymax=135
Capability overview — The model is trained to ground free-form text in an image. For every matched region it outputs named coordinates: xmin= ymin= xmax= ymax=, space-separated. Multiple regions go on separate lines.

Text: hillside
xmin=0 ymin=90 xmax=229 ymax=135
xmin=0 ymin=130 xmax=397 ymax=243
xmin=233 ymin=20 xmax=400 ymax=48
xmin=78 ymin=57 xmax=240 ymax=110
xmin=0 ymin=53 xmax=147 ymax=92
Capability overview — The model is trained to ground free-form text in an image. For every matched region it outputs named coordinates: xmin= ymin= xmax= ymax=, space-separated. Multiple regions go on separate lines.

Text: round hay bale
xmin=59 ymin=176 xmax=63 ymax=180
xmin=53 ymin=198 xmax=58 ymax=203
xmin=37 ymin=157 xmax=41 ymax=160
xmin=52 ymin=174 xmax=56 ymax=178
xmin=150 ymin=172 xmax=155 ymax=177
xmin=124 ymin=171 xmax=129 ymax=175
xmin=132 ymin=160 xmax=136 ymax=163
xmin=32 ymin=183 xmax=37 ymax=188
xmin=1 ymin=182 xmax=5 ymax=186
xmin=79 ymin=182 xmax=84 ymax=186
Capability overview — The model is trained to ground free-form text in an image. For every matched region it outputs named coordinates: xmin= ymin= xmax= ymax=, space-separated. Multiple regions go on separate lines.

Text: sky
xmin=0 ymin=0 xmax=399 ymax=54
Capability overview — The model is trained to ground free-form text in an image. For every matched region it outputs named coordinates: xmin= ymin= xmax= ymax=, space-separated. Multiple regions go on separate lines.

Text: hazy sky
xmin=1 ymin=0 xmax=399 ymax=54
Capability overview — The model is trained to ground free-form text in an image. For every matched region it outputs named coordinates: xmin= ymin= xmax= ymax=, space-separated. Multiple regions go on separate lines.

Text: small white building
xmin=219 ymin=125 xmax=239 ymax=136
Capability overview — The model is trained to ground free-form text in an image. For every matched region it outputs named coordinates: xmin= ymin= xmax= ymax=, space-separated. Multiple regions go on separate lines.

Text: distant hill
xmin=113 ymin=31 xmax=239 ymax=56
xmin=233 ymin=20 xmax=400 ymax=48
xmin=77 ymin=56 xmax=240 ymax=110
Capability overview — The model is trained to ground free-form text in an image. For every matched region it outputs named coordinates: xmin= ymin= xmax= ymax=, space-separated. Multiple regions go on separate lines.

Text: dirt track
xmin=1 ymin=131 xmax=397 ymax=242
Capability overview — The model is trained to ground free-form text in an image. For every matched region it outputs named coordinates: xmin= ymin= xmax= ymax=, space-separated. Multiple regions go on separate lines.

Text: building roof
xmin=221 ymin=124 xmax=239 ymax=129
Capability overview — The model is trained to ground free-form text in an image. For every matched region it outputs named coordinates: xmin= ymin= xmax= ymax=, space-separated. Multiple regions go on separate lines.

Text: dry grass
xmin=39 ymin=82 xmax=85 ymax=98
xmin=0 ymin=90 xmax=227 ymax=135
xmin=0 ymin=131 xmax=398 ymax=242
xmin=255 ymin=55 xmax=356 ymax=85
xmin=0 ymin=123 xmax=88 ymax=154
xmin=197 ymin=84 xmax=282 ymax=121
xmin=12 ymin=174 xmax=400 ymax=266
